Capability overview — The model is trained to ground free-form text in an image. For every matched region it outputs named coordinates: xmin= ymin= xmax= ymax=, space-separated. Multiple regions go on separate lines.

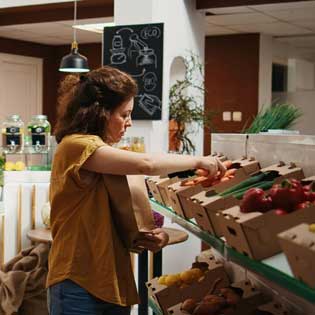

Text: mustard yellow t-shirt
xmin=47 ymin=134 xmax=139 ymax=306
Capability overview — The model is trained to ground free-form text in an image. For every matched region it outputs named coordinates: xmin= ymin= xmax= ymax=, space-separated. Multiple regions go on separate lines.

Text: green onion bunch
xmin=244 ymin=103 xmax=302 ymax=134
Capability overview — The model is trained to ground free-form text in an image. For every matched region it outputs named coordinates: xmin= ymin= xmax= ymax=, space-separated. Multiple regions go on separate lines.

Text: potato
xmin=181 ymin=298 xmax=197 ymax=314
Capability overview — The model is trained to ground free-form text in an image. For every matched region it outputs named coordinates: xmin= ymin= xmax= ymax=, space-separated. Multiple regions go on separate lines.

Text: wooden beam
xmin=0 ymin=0 xmax=113 ymax=26
xmin=197 ymin=0 xmax=313 ymax=10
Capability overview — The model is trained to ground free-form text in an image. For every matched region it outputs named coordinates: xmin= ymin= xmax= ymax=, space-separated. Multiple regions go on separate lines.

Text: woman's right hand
xmin=197 ymin=156 xmax=226 ymax=178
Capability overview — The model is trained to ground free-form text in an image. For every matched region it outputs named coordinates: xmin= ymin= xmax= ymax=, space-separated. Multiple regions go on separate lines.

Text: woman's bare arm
xmin=82 ymin=145 xmax=225 ymax=177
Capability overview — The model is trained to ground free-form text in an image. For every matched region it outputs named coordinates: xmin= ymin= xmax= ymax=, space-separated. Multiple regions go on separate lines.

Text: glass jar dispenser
xmin=1 ymin=115 xmax=24 ymax=153
xmin=27 ymin=115 xmax=51 ymax=153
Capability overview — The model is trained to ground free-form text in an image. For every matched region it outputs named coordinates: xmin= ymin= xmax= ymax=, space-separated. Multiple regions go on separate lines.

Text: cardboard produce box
xmin=218 ymin=182 xmax=315 ymax=261
xmin=167 ymin=280 xmax=268 ymax=315
xmin=146 ymin=258 xmax=230 ymax=314
xmin=168 ymin=157 xmax=260 ymax=220
xmin=278 ymin=223 xmax=315 ymax=288
xmin=210 ymin=151 xmax=228 ymax=162
xmin=167 ymin=179 xmax=204 ymax=218
xmin=254 ymin=299 xmax=290 ymax=315
xmin=189 ymin=162 xmax=304 ymax=237
xmin=147 ymin=176 xmax=180 ymax=206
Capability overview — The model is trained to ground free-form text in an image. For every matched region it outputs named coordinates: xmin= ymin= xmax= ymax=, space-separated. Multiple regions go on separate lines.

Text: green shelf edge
xmin=149 ymin=198 xmax=315 ymax=303
xmin=148 ymin=297 xmax=162 ymax=315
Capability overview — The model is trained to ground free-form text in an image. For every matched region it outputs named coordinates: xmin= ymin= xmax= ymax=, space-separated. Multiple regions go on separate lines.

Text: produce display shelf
xmin=149 ymin=198 xmax=315 ymax=304
xmin=148 ymin=297 xmax=162 ymax=315
xmin=150 ymin=198 xmax=225 ymax=255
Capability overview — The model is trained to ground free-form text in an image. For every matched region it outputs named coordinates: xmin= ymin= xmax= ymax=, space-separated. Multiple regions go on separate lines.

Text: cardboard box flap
xmin=256 ymin=300 xmax=290 ymax=315
xmin=191 ymin=190 xmax=220 ymax=206
xmin=231 ymin=157 xmax=260 ymax=176
xmin=211 ymin=151 xmax=228 ymax=161
xmin=222 ymin=206 xmax=263 ymax=226
xmin=260 ymin=162 xmax=304 ymax=179
xmin=302 ymin=176 xmax=315 ymax=183
xmin=168 ymin=178 xmax=199 ymax=195
xmin=230 ymin=280 xmax=257 ymax=299
xmin=278 ymin=223 xmax=315 ymax=251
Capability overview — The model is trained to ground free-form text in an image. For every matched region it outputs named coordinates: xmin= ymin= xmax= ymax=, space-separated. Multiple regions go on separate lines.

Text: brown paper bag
xmin=103 ymin=174 xmax=155 ymax=252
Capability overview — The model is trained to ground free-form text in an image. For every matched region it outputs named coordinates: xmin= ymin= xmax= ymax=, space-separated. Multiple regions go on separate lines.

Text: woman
xmin=48 ymin=66 xmax=225 ymax=315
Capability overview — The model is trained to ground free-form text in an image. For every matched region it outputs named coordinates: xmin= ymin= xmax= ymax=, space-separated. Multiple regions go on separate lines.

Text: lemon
xmin=157 ymin=275 xmax=168 ymax=285
xmin=164 ymin=274 xmax=181 ymax=287
xmin=15 ymin=161 xmax=26 ymax=171
xmin=309 ymin=224 xmax=315 ymax=233
xmin=4 ymin=161 xmax=15 ymax=171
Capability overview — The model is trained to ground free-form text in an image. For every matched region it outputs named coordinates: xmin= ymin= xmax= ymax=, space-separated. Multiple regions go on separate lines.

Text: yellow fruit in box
xmin=164 ymin=274 xmax=181 ymax=287
xmin=309 ymin=224 xmax=315 ymax=233
xmin=180 ymin=269 xmax=196 ymax=284
xmin=15 ymin=161 xmax=26 ymax=171
xmin=158 ymin=275 xmax=168 ymax=285
xmin=4 ymin=161 xmax=15 ymax=171
xmin=190 ymin=268 xmax=203 ymax=280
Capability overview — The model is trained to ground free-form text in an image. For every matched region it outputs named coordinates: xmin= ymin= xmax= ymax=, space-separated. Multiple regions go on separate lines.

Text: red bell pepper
xmin=303 ymin=181 xmax=315 ymax=202
xmin=296 ymin=201 xmax=312 ymax=210
xmin=269 ymin=179 xmax=305 ymax=212
xmin=240 ymin=188 xmax=273 ymax=213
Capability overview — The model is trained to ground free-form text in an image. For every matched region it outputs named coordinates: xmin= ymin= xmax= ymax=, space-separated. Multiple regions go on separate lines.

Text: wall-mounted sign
xmin=103 ymin=23 xmax=164 ymax=120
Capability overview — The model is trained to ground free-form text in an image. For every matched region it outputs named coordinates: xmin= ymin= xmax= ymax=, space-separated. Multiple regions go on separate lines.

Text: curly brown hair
xmin=54 ymin=66 xmax=138 ymax=143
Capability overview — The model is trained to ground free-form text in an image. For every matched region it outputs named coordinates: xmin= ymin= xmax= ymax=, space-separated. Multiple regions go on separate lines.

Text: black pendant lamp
xmin=59 ymin=0 xmax=90 ymax=73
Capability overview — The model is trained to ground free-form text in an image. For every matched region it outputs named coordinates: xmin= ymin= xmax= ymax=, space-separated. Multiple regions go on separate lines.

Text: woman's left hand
xmin=134 ymin=228 xmax=169 ymax=253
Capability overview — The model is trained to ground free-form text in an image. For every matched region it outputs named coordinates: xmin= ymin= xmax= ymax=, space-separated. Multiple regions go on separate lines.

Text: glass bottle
xmin=131 ymin=137 xmax=145 ymax=153
xmin=1 ymin=115 xmax=24 ymax=153
xmin=27 ymin=115 xmax=51 ymax=153
xmin=117 ymin=136 xmax=131 ymax=151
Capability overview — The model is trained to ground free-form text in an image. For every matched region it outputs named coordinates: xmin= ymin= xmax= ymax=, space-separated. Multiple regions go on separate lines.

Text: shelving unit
xmin=149 ymin=198 xmax=315 ymax=308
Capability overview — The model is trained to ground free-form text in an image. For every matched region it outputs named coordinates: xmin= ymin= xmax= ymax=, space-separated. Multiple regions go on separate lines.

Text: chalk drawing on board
xmin=110 ymin=34 xmax=127 ymax=65
xmin=128 ymin=33 xmax=148 ymax=60
xmin=141 ymin=26 xmax=161 ymax=39
xmin=143 ymin=72 xmax=157 ymax=92
xmin=127 ymin=34 xmax=157 ymax=68
xmin=116 ymin=27 xmax=134 ymax=34
xmin=136 ymin=93 xmax=161 ymax=116
xmin=130 ymin=68 xmax=146 ymax=78
xmin=136 ymin=47 xmax=157 ymax=68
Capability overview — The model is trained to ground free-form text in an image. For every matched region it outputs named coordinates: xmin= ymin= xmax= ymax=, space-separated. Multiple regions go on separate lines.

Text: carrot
xmin=181 ymin=180 xmax=195 ymax=187
xmin=195 ymin=169 xmax=209 ymax=177
xmin=220 ymin=177 xmax=230 ymax=182
xmin=224 ymin=168 xmax=237 ymax=177
xmin=193 ymin=176 xmax=209 ymax=184
xmin=223 ymin=160 xmax=233 ymax=169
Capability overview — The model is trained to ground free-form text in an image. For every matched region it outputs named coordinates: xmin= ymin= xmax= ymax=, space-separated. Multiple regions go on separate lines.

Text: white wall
xmin=272 ymin=38 xmax=315 ymax=135
xmin=259 ymin=35 xmax=273 ymax=111
xmin=273 ymin=91 xmax=315 ymax=135
xmin=114 ymin=0 xmax=204 ymax=277
xmin=115 ymin=0 xmax=205 ymax=156
xmin=288 ymin=58 xmax=315 ymax=92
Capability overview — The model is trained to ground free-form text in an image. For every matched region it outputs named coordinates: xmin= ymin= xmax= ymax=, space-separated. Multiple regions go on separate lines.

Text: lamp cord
xmin=73 ymin=0 xmax=77 ymax=44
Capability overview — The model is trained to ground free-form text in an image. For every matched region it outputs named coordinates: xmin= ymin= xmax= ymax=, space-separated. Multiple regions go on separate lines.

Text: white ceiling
xmin=205 ymin=1 xmax=315 ymax=61
xmin=0 ymin=0 xmax=76 ymax=9
xmin=0 ymin=0 xmax=315 ymax=61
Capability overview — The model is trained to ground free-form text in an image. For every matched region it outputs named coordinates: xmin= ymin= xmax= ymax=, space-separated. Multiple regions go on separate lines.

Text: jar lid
xmin=7 ymin=114 xmax=21 ymax=121
xmin=32 ymin=114 xmax=47 ymax=120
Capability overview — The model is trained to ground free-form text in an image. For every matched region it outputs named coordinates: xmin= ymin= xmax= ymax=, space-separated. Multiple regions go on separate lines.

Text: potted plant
xmin=169 ymin=53 xmax=215 ymax=154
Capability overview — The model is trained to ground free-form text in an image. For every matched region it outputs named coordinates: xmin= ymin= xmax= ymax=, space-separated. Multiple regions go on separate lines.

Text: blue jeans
xmin=48 ymin=280 xmax=131 ymax=315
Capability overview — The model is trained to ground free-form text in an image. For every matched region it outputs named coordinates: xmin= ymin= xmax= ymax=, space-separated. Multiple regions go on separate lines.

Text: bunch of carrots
xmin=181 ymin=160 xmax=237 ymax=188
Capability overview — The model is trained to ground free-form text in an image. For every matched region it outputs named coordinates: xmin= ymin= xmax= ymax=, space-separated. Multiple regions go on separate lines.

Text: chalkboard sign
xmin=103 ymin=23 xmax=164 ymax=120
